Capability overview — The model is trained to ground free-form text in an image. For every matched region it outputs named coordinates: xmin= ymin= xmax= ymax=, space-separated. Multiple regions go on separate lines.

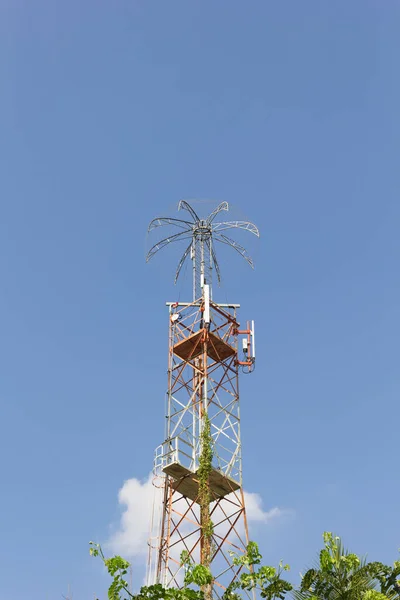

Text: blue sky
xmin=1 ymin=1 xmax=399 ymax=598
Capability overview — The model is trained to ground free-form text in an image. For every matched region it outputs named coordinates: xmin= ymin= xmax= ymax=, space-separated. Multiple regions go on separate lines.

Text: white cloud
xmin=244 ymin=491 xmax=284 ymax=524
xmin=107 ymin=474 xmax=290 ymax=561
xmin=107 ymin=474 xmax=158 ymax=558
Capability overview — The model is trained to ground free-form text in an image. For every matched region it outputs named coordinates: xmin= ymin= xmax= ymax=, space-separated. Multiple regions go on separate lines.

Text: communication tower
xmin=146 ymin=201 xmax=259 ymax=598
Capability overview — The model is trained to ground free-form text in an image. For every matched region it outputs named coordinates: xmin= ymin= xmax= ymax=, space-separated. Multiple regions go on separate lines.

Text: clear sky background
xmin=1 ymin=1 xmax=399 ymax=598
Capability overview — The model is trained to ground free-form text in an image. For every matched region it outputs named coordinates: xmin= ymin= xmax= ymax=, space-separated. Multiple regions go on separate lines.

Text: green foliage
xmin=181 ymin=551 xmax=213 ymax=588
xmin=231 ymin=540 xmax=262 ymax=567
xmin=90 ymin=542 xmax=210 ymax=600
xmin=295 ymin=533 xmax=400 ymax=600
xmin=198 ymin=415 xmax=213 ymax=493
xmin=363 ymin=591 xmax=390 ymax=600
xmin=135 ymin=584 xmax=204 ymax=600
xmin=363 ymin=557 xmax=400 ymax=599
xmin=185 ymin=565 xmax=213 ymax=587
xmin=297 ymin=533 xmax=371 ymax=600
xmin=90 ymin=533 xmax=400 ymax=600
xmin=180 ymin=550 xmax=191 ymax=567
xmin=198 ymin=414 xmax=214 ymax=578
xmin=225 ymin=542 xmax=292 ymax=600
xmin=90 ymin=542 xmax=132 ymax=600
xmin=198 ymin=414 xmax=214 ymax=529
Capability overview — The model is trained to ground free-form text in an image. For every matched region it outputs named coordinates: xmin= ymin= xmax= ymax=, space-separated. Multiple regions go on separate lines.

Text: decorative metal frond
xmin=207 ymin=201 xmax=229 ymax=224
xmin=146 ymin=231 xmax=192 ymax=262
xmin=215 ymin=233 xmax=255 ymax=269
xmin=213 ymin=221 xmax=260 ymax=237
xmin=147 ymin=200 xmax=259 ymax=299
xmin=174 ymin=241 xmax=193 ymax=284
xmin=178 ymin=200 xmax=200 ymax=223
xmin=207 ymin=239 xmax=222 ymax=284
xmin=148 ymin=217 xmax=193 ymax=233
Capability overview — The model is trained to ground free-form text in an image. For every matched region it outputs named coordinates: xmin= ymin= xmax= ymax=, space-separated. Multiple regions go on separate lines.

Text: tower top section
xmin=146 ymin=200 xmax=260 ymax=301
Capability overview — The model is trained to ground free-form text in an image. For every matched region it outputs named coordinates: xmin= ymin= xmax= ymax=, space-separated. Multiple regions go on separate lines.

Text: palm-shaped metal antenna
xmin=146 ymin=200 xmax=260 ymax=301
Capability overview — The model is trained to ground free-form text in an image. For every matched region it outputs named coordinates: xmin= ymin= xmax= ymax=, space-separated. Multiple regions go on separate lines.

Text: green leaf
xmin=320 ymin=549 xmax=334 ymax=572
xmin=180 ymin=550 xmax=192 ymax=566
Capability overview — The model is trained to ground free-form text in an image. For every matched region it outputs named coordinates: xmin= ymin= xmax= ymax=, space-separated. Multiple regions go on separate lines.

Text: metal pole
xmin=192 ymin=241 xmax=196 ymax=303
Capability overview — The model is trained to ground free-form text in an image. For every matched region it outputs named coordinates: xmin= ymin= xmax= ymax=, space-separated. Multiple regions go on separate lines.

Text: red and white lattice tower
xmin=146 ymin=201 xmax=259 ymax=598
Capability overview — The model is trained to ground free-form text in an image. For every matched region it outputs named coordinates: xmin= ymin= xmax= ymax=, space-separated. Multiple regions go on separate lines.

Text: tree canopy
xmin=90 ymin=532 xmax=400 ymax=600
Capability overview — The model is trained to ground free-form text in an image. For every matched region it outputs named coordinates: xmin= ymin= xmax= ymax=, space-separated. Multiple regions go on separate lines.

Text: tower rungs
xmin=163 ymin=462 xmax=240 ymax=502
xmin=173 ymin=329 xmax=236 ymax=363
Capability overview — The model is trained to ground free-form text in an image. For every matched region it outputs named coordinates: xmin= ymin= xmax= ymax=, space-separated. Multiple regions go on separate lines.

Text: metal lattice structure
xmin=146 ymin=201 xmax=259 ymax=598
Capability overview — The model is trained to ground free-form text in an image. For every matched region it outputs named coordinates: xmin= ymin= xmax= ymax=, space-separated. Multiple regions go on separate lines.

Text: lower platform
xmin=163 ymin=462 xmax=241 ymax=502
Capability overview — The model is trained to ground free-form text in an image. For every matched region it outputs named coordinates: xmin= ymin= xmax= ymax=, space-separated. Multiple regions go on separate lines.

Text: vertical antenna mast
xmin=146 ymin=201 xmax=260 ymax=598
